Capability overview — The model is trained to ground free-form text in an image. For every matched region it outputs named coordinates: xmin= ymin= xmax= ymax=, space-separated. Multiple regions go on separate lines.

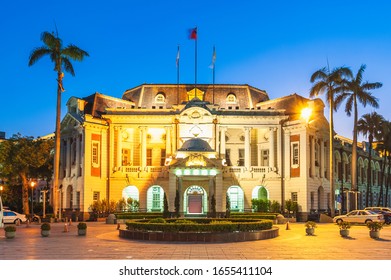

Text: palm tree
xmin=310 ymin=66 xmax=351 ymax=217
xmin=28 ymin=31 xmax=89 ymax=217
xmin=335 ymin=65 xmax=382 ymax=208
xmin=357 ymin=112 xmax=384 ymax=207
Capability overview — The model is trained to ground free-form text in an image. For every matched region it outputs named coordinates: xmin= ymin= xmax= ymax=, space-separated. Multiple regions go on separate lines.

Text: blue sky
xmin=1 ymin=0 xmax=391 ymax=141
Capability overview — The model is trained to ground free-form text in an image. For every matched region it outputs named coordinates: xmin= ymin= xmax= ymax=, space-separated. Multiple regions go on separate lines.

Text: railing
xmin=120 ymin=165 xmax=273 ymax=178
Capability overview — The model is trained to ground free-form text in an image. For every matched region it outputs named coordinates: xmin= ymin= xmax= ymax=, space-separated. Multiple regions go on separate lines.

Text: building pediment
xmin=169 ymin=153 xmax=222 ymax=168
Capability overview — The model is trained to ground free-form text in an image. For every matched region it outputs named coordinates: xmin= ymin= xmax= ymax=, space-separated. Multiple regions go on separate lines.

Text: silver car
xmin=2 ymin=210 xmax=27 ymax=224
xmin=333 ymin=210 xmax=385 ymax=225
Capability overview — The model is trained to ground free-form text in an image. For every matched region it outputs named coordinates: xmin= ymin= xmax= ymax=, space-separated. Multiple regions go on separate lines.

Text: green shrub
xmin=4 ymin=225 xmax=16 ymax=232
xmin=77 ymin=222 xmax=87 ymax=229
xmin=148 ymin=218 xmax=166 ymax=224
xmin=41 ymin=223 xmax=51 ymax=230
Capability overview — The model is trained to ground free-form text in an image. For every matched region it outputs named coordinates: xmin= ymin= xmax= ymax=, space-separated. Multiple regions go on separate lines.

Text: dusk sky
xmin=1 ymin=0 xmax=391 ymax=141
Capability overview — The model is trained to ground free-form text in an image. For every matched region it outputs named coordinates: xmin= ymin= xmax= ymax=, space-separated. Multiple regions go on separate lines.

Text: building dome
xmin=178 ymin=138 xmax=214 ymax=152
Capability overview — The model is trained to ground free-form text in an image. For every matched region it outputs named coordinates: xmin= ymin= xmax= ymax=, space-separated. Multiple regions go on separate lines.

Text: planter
xmin=369 ymin=230 xmax=380 ymax=239
xmin=305 ymin=228 xmax=315 ymax=236
xmin=41 ymin=230 xmax=50 ymax=237
xmin=340 ymin=229 xmax=350 ymax=237
xmin=5 ymin=231 xmax=16 ymax=239
xmin=78 ymin=229 xmax=87 ymax=236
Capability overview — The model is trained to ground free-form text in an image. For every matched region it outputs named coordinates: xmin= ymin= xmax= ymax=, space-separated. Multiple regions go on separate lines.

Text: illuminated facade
xmin=58 ymin=84 xmax=332 ymax=220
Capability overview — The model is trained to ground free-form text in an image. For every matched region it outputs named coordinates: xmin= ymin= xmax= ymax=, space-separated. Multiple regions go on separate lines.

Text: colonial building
xmin=58 ymin=84 xmax=332 ymax=221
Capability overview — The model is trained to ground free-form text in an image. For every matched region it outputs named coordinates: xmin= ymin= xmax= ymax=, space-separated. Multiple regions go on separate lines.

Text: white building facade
xmin=58 ymin=84 xmax=331 ymax=220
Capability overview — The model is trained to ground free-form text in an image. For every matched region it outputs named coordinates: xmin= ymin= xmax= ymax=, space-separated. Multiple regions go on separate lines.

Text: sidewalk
xmin=1 ymin=221 xmax=391 ymax=260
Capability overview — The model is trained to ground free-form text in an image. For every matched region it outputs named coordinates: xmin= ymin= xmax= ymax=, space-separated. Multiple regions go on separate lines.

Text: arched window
xmin=227 ymin=186 xmax=244 ymax=212
xmin=155 ymin=92 xmax=165 ymax=103
xmin=226 ymin=93 xmax=237 ymax=103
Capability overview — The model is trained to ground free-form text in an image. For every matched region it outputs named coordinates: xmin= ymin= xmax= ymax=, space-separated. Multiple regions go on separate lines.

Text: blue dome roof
xmin=178 ymin=138 xmax=214 ymax=152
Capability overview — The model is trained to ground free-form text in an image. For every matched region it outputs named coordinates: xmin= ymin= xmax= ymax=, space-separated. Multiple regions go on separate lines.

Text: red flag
xmin=189 ymin=27 xmax=197 ymax=40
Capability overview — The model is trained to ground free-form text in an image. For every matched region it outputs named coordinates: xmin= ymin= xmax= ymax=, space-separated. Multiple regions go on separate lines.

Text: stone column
xmin=220 ymin=126 xmax=227 ymax=157
xmin=244 ymin=127 xmax=251 ymax=170
xmin=76 ymin=133 xmax=81 ymax=176
xmin=284 ymin=130 xmax=291 ymax=180
xmin=311 ymin=136 xmax=316 ymax=177
xmin=277 ymin=126 xmax=282 ymax=172
xmin=116 ymin=127 xmax=122 ymax=169
xmin=320 ymin=139 xmax=325 ymax=178
xmin=269 ymin=127 xmax=276 ymax=169
xmin=66 ymin=137 xmax=71 ymax=177
xmin=165 ymin=126 xmax=172 ymax=156
xmin=140 ymin=126 xmax=147 ymax=167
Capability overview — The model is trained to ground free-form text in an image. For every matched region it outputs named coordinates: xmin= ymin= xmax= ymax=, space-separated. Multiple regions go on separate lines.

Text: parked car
xmin=333 ymin=210 xmax=385 ymax=225
xmin=367 ymin=209 xmax=391 ymax=225
xmin=2 ymin=210 xmax=27 ymax=224
xmin=364 ymin=207 xmax=391 ymax=213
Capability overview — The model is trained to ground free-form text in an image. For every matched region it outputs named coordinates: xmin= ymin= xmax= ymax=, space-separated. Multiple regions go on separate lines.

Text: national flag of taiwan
xmin=189 ymin=27 xmax=197 ymax=40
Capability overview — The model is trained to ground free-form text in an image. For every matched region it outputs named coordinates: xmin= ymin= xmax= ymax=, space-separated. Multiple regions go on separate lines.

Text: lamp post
xmin=41 ymin=190 xmax=48 ymax=218
xmin=0 ymin=185 xmax=3 ymax=197
xmin=30 ymin=181 xmax=36 ymax=216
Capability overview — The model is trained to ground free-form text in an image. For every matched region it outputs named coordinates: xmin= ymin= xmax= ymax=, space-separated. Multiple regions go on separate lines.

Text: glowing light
xmin=209 ymin=169 xmax=217 ymax=176
xmin=301 ymin=107 xmax=312 ymax=123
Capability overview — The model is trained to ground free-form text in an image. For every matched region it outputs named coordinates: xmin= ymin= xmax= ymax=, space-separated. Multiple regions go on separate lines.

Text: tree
xmin=163 ymin=193 xmax=169 ymax=218
xmin=28 ymin=31 xmax=89 ymax=216
xmin=174 ymin=189 xmax=180 ymax=217
xmin=0 ymin=134 xmax=54 ymax=214
xmin=335 ymin=64 xmax=382 ymax=207
xmin=357 ymin=112 xmax=385 ymax=206
xmin=310 ymin=66 xmax=351 ymax=216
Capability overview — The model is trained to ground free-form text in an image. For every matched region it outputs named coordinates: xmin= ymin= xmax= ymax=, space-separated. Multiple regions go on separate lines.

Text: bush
xmin=4 ymin=225 xmax=16 ymax=232
xmin=41 ymin=223 xmax=51 ymax=230
xmin=338 ymin=221 xmax=351 ymax=230
xmin=367 ymin=221 xmax=383 ymax=231
xmin=304 ymin=221 xmax=317 ymax=229
xmin=77 ymin=222 xmax=87 ymax=230
xmin=148 ymin=218 xmax=166 ymax=224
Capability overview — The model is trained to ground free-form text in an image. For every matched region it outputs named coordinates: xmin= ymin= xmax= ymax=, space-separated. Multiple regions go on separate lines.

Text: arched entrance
xmin=122 ymin=186 xmax=139 ymax=212
xmin=252 ymin=186 xmax=268 ymax=200
xmin=184 ymin=186 xmax=207 ymax=215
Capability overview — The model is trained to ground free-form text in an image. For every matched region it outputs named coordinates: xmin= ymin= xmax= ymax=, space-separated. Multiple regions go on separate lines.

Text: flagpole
xmin=194 ymin=27 xmax=198 ymax=99
xmin=212 ymin=45 xmax=215 ymax=104
xmin=176 ymin=44 xmax=180 ymax=104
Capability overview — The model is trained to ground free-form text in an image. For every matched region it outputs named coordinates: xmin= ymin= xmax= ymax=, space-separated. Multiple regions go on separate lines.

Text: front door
xmin=188 ymin=194 xmax=203 ymax=214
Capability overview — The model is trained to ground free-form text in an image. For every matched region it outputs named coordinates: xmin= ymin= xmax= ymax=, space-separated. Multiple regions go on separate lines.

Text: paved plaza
xmin=1 ymin=221 xmax=391 ymax=260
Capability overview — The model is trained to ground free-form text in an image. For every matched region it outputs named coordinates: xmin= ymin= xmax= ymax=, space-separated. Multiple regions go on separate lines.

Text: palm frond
xmin=41 ymin=31 xmax=61 ymax=50
xmin=310 ymin=68 xmax=327 ymax=83
xmin=355 ymin=64 xmax=366 ymax=85
xmin=309 ymin=81 xmax=326 ymax=98
xmin=62 ymin=57 xmax=75 ymax=76
xmin=28 ymin=47 xmax=51 ymax=66
xmin=62 ymin=45 xmax=89 ymax=61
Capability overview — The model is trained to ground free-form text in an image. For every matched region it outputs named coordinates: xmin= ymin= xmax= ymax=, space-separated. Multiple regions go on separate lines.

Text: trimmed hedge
xmin=126 ymin=218 xmax=273 ymax=232
xmin=115 ymin=212 xmax=163 ymax=219
xmin=230 ymin=212 xmax=278 ymax=220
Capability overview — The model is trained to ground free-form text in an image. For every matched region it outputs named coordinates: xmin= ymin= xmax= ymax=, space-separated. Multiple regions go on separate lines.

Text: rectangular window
xmin=291 ymin=142 xmax=299 ymax=167
xmin=92 ymin=141 xmax=100 ymax=168
xmin=261 ymin=149 xmax=269 ymax=166
xmin=291 ymin=192 xmax=298 ymax=203
xmin=226 ymin=149 xmax=232 ymax=166
xmin=147 ymin=148 xmax=152 ymax=166
xmin=160 ymin=149 xmax=166 ymax=166
xmin=93 ymin=191 xmax=100 ymax=202
xmin=76 ymin=191 xmax=80 ymax=209
xmin=238 ymin=149 xmax=245 ymax=166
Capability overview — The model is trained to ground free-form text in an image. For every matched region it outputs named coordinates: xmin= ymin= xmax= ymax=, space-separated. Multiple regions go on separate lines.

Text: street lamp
xmin=0 ymin=185 xmax=3 ymax=197
xmin=30 ymin=181 xmax=36 ymax=216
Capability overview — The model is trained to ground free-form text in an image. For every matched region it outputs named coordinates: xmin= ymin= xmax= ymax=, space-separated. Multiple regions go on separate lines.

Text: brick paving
xmin=1 ymin=221 xmax=391 ymax=260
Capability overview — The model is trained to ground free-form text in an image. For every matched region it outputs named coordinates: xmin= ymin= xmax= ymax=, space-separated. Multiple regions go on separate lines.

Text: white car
xmin=333 ymin=210 xmax=385 ymax=225
xmin=2 ymin=210 xmax=27 ymax=224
